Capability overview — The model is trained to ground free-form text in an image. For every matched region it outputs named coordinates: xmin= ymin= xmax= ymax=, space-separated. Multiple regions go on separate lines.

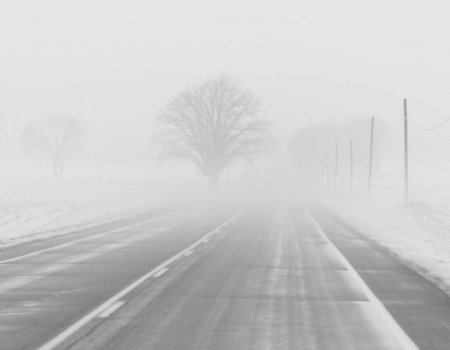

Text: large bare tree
xmin=22 ymin=116 xmax=86 ymax=180
xmin=155 ymin=75 xmax=272 ymax=190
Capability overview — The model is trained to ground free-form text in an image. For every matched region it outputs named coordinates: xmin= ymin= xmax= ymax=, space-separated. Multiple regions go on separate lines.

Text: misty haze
xmin=1 ymin=1 xmax=450 ymax=349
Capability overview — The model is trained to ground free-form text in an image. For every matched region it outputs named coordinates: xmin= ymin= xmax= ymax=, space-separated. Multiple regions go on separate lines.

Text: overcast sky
xmin=1 ymin=0 xmax=450 ymax=164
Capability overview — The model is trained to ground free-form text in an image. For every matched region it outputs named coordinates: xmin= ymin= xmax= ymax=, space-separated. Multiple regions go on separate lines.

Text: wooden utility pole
xmin=350 ymin=140 xmax=353 ymax=197
xmin=368 ymin=117 xmax=375 ymax=201
xmin=334 ymin=146 xmax=338 ymax=194
xmin=320 ymin=158 xmax=324 ymax=190
xmin=403 ymin=99 xmax=409 ymax=204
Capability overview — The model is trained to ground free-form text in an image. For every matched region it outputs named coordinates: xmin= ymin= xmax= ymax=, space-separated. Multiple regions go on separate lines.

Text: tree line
xmin=18 ymin=75 xmax=274 ymax=188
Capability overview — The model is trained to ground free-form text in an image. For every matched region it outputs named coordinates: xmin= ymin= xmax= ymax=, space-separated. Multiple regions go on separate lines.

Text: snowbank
xmin=0 ymin=202 xmax=137 ymax=248
xmin=324 ymin=196 xmax=450 ymax=293
xmin=0 ymin=180 xmax=207 ymax=249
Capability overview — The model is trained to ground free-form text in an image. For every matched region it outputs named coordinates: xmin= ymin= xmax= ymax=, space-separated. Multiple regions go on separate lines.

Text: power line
xmin=381 ymin=117 xmax=403 ymax=155
xmin=408 ymin=117 xmax=450 ymax=131
xmin=379 ymin=114 xmax=449 ymax=160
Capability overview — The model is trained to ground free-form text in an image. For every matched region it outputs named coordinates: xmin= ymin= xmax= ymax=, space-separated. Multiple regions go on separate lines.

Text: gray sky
xmin=1 ymin=0 xmax=450 ymax=163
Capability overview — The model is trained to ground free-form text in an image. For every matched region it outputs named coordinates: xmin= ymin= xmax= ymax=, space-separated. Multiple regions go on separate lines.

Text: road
xmin=1 ymin=196 xmax=450 ymax=349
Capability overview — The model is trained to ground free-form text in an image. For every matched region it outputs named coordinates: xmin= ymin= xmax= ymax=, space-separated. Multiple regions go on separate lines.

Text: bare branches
xmin=22 ymin=116 xmax=86 ymax=180
xmin=155 ymin=75 xmax=273 ymax=189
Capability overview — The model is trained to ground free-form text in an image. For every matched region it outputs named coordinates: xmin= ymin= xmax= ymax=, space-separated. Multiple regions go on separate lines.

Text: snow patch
xmin=324 ymin=197 xmax=450 ymax=293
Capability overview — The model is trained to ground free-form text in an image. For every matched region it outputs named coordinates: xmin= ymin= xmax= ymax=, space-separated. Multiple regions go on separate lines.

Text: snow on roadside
xmin=0 ymin=179 xmax=224 ymax=249
xmin=0 ymin=202 xmax=140 ymax=248
xmin=0 ymin=180 xmax=180 ymax=249
xmin=325 ymin=197 xmax=450 ymax=293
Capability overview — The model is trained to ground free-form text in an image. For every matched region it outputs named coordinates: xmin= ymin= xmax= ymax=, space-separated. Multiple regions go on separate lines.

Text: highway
xmin=1 ymin=196 xmax=450 ymax=349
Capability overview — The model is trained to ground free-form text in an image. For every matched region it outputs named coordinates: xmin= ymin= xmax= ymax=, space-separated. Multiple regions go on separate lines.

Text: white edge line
xmin=304 ymin=207 xmax=420 ymax=350
xmin=36 ymin=208 xmax=244 ymax=350
xmin=98 ymin=301 xmax=125 ymax=319
xmin=0 ymin=241 xmax=78 ymax=264
xmin=0 ymin=212 xmax=173 ymax=264
xmin=0 ymin=230 xmax=116 ymax=264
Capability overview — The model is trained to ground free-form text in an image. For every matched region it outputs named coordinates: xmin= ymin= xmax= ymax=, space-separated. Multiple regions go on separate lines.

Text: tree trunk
xmin=58 ymin=161 xmax=64 ymax=181
xmin=53 ymin=160 xmax=58 ymax=182
xmin=53 ymin=159 xmax=63 ymax=182
xmin=208 ymin=173 xmax=219 ymax=192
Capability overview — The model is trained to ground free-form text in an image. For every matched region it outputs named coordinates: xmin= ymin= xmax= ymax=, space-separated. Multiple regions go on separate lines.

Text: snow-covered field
xmin=0 ymin=202 xmax=134 ymax=248
xmin=319 ymin=185 xmax=450 ymax=294
xmin=0 ymin=180 xmax=205 ymax=248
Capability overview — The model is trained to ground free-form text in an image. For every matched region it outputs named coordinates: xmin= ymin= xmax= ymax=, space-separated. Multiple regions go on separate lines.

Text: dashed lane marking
xmin=153 ymin=267 xmax=169 ymax=278
xmin=98 ymin=301 xmax=125 ymax=319
xmin=36 ymin=208 xmax=244 ymax=350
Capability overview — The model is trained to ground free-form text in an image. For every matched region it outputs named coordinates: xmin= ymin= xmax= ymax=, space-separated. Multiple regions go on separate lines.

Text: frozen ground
xmin=0 ymin=180 xmax=206 ymax=249
xmin=318 ymin=185 xmax=450 ymax=294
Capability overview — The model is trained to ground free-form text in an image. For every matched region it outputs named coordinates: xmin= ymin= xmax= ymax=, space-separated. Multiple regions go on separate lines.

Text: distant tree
xmin=154 ymin=75 xmax=273 ymax=190
xmin=22 ymin=116 xmax=86 ymax=181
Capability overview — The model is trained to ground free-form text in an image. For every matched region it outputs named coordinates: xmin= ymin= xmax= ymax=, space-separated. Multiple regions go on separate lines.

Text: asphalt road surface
xmin=1 ymin=195 xmax=450 ymax=349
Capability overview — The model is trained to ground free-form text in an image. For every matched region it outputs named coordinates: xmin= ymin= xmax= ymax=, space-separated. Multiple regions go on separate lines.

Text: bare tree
xmin=154 ymin=75 xmax=272 ymax=190
xmin=22 ymin=116 xmax=86 ymax=181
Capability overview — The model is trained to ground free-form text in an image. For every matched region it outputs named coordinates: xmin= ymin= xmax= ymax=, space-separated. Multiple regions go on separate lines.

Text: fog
xmin=2 ymin=3 xmax=450 ymax=347
xmin=1 ymin=0 xmax=450 ymax=194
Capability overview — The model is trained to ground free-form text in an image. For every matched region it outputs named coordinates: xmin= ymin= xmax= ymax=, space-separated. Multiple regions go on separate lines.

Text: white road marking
xmin=304 ymin=207 xmax=420 ymax=350
xmin=1 ymin=234 xmax=169 ymax=291
xmin=98 ymin=301 xmax=125 ymax=319
xmin=0 ymin=211 xmax=174 ymax=265
xmin=0 ymin=231 xmax=116 ymax=264
xmin=63 ymin=252 xmax=105 ymax=265
xmin=0 ymin=311 xmax=36 ymax=317
xmin=0 ymin=276 xmax=40 ymax=294
xmin=0 ymin=211 xmax=191 ymax=297
xmin=0 ymin=252 xmax=106 ymax=293
xmin=36 ymin=208 xmax=244 ymax=350
xmin=39 ymin=265 xmax=68 ymax=275
xmin=153 ymin=267 xmax=169 ymax=278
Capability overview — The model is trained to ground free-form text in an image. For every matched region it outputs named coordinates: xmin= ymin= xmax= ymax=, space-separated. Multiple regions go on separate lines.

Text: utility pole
xmin=326 ymin=153 xmax=329 ymax=193
xmin=368 ymin=117 xmax=375 ymax=202
xmin=350 ymin=139 xmax=353 ymax=197
xmin=321 ymin=157 xmax=326 ymax=192
xmin=319 ymin=158 xmax=323 ymax=191
xmin=404 ymin=98 xmax=409 ymax=204
xmin=334 ymin=146 xmax=338 ymax=194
